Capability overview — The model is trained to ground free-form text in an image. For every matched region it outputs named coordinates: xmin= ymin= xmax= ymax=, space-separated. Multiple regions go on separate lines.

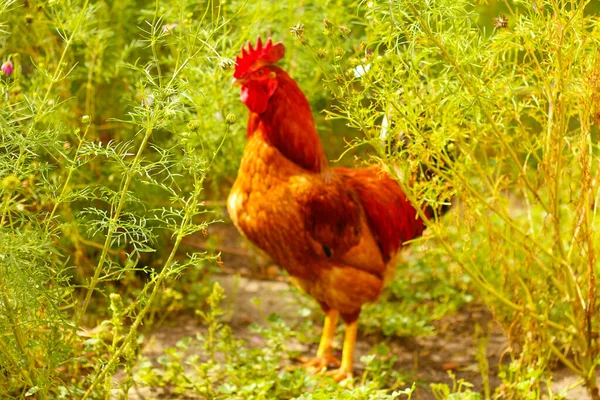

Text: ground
xmin=130 ymin=223 xmax=593 ymax=399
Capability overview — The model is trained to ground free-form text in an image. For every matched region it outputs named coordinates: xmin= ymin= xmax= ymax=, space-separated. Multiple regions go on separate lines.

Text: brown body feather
xmin=228 ymin=135 xmax=386 ymax=321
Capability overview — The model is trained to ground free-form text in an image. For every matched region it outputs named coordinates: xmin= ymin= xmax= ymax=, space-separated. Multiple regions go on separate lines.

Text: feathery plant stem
xmin=151 ymin=0 xmax=163 ymax=87
xmin=81 ymin=125 xmax=230 ymax=399
xmin=394 ymin=172 xmax=576 ymax=335
xmin=0 ymin=192 xmax=12 ymax=227
xmin=405 ymin=2 xmax=550 ymax=215
xmin=76 ymin=124 xmax=155 ymax=324
xmin=44 ymin=122 xmax=92 ymax=232
xmin=5 ymin=0 xmax=91 ymax=178
xmin=0 ymin=292 xmax=34 ymax=387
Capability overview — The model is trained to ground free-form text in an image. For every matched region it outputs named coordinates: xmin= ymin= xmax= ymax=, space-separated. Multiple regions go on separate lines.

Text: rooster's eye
xmin=255 ymin=69 xmax=265 ymax=76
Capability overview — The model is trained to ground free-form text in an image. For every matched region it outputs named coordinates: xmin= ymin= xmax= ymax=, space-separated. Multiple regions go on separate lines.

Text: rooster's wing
xmin=292 ymin=174 xmax=387 ymax=278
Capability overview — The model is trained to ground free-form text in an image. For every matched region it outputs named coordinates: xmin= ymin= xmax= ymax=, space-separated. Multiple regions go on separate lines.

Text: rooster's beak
xmin=231 ymin=78 xmax=245 ymax=87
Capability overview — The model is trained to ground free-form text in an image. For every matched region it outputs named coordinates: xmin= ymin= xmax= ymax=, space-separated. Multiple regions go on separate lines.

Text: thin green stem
xmin=0 ymin=193 xmax=12 ymax=227
xmin=81 ymin=233 xmax=185 ymax=399
xmin=548 ymin=339 xmax=583 ymax=376
xmin=1 ymin=292 xmax=34 ymax=386
xmin=1 ymin=0 xmax=91 ymax=229
xmin=44 ymin=123 xmax=92 ymax=232
xmin=76 ymin=125 xmax=154 ymax=324
xmin=391 ymin=168 xmax=576 ymax=335
xmin=151 ymin=0 xmax=163 ymax=87
xmin=11 ymin=0 xmax=91 ymax=173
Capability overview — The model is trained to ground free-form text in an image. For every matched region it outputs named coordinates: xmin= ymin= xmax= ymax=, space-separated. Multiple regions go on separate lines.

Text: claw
xmin=298 ymin=353 xmax=341 ymax=372
xmin=324 ymin=367 xmax=353 ymax=382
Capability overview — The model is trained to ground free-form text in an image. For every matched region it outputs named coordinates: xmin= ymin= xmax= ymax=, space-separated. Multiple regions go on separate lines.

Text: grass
xmin=0 ymin=0 xmax=599 ymax=398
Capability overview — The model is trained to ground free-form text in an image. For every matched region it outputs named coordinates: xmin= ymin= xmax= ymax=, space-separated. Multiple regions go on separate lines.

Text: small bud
xmin=180 ymin=132 xmax=190 ymax=144
xmin=323 ymin=18 xmax=333 ymax=29
xmin=493 ymin=15 xmax=508 ymax=29
xmin=25 ymin=14 xmax=34 ymax=24
xmin=2 ymin=175 xmax=20 ymax=191
xmin=290 ymin=22 xmax=304 ymax=38
xmin=1 ymin=60 xmax=13 ymax=76
xmin=338 ymin=25 xmax=351 ymax=37
xmin=226 ymin=114 xmax=236 ymax=125
xmin=218 ymin=58 xmax=234 ymax=71
xmin=109 ymin=293 xmax=125 ymax=317
xmin=317 ymin=48 xmax=327 ymax=59
xmin=187 ymin=120 xmax=200 ymax=132
xmin=81 ymin=115 xmax=90 ymax=124
xmin=334 ymin=47 xmax=344 ymax=60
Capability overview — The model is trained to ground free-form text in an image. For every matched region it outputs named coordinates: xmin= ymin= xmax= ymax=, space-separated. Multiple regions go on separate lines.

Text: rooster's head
xmin=232 ymin=37 xmax=285 ymax=114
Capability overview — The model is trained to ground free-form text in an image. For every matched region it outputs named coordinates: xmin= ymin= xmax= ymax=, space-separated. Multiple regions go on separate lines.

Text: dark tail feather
xmin=380 ymin=111 xmax=455 ymax=222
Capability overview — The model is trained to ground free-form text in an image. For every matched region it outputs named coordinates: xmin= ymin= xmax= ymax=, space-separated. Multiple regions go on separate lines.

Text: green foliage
xmin=1 ymin=0 xmax=599 ymax=398
xmin=361 ymin=249 xmax=472 ymax=337
xmin=134 ymin=283 xmax=414 ymax=399
xmin=431 ymin=371 xmax=481 ymax=400
xmin=0 ymin=0 xmax=236 ymax=396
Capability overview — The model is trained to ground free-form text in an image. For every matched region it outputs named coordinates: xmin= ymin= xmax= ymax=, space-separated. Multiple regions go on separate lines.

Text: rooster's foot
xmin=323 ymin=367 xmax=353 ymax=382
xmin=298 ymin=353 xmax=341 ymax=372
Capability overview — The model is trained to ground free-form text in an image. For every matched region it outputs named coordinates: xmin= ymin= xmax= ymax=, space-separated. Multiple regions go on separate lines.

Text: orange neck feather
xmin=247 ymin=67 xmax=328 ymax=173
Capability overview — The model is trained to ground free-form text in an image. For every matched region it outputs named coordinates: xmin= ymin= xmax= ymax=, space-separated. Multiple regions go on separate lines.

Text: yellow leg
xmin=300 ymin=309 xmax=340 ymax=370
xmin=325 ymin=319 xmax=357 ymax=382
xmin=316 ymin=309 xmax=339 ymax=358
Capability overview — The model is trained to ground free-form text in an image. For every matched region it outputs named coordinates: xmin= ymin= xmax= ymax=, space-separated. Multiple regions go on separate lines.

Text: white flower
xmin=353 ymin=64 xmax=370 ymax=78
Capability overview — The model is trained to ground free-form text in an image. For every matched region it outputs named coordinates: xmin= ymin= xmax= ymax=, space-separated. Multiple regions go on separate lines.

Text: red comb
xmin=234 ymin=37 xmax=285 ymax=78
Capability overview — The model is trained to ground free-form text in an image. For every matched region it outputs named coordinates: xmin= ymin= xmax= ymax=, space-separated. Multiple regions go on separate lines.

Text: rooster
xmin=228 ymin=37 xmax=430 ymax=381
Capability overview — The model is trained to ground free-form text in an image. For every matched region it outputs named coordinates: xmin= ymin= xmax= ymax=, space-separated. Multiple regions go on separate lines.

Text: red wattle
xmin=241 ymin=85 xmax=269 ymax=114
